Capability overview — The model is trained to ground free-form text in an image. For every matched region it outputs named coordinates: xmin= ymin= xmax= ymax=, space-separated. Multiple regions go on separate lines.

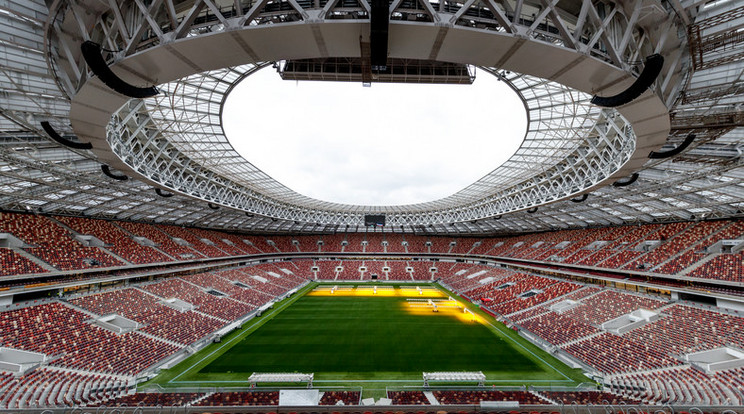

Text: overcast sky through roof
xmin=223 ymin=66 xmax=527 ymax=206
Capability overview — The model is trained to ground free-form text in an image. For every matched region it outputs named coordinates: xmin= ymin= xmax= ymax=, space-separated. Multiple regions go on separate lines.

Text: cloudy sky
xmin=222 ymin=66 xmax=526 ymax=206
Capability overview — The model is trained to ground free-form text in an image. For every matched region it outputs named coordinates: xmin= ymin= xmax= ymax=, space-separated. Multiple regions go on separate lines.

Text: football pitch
xmin=144 ymin=283 xmax=589 ymax=393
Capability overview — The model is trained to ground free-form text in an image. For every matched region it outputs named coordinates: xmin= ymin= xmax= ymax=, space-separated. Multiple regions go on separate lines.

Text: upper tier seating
xmin=691 ymin=251 xmax=744 ymax=282
xmin=294 ymin=236 xmax=322 ymax=253
xmin=344 ymin=233 xmax=366 ymax=252
xmin=266 ymin=236 xmax=296 ymax=253
xmin=0 ymin=248 xmax=46 ymax=276
xmin=428 ymin=237 xmax=454 ymax=254
xmin=623 ymin=222 xmax=714 ymax=270
xmin=243 ymin=236 xmax=278 ymax=253
xmin=54 ymin=216 xmax=172 ymax=265
xmin=404 ymin=235 xmax=429 ymax=254
xmin=0 ymin=212 xmax=122 ymax=271
xmin=319 ymin=234 xmax=345 ymax=252
xmin=116 ymin=221 xmax=203 ymax=260
xmin=186 ymin=227 xmax=251 ymax=255
xmin=364 ymin=234 xmax=386 ymax=253
xmin=155 ymin=224 xmax=228 ymax=258
xmin=450 ymin=238 xmax=479 ymax=254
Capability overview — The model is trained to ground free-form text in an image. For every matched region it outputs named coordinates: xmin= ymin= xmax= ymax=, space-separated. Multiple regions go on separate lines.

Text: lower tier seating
xmin=194 ymin=391 xmax=280 ymax=406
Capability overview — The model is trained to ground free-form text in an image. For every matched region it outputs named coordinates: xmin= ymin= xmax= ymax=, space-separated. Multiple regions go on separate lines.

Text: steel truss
xmin=44 ymin=0 xmax=682 ymax=227
xmin=0 ymin=0 xmax=737 ymax=235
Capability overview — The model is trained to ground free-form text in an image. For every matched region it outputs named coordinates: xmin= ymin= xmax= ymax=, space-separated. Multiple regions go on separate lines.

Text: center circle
xmin=222 ymin=65 xmax=527 ymax=206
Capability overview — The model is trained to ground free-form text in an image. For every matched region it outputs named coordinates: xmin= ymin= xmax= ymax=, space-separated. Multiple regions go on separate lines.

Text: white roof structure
xmin=0 ymin=0 xmax=741 ymax=235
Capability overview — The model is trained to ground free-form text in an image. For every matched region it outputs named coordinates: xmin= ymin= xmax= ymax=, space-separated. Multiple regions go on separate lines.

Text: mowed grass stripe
xmin=147 ymin=283 xmax=589 ymax=389
xmin=200 ymin=295 xmax=542 ymax=377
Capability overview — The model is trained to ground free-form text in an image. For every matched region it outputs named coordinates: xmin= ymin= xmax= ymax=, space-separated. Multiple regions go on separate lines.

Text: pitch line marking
xmin=169 ymin=283 xmax=314 ymax=383
xmin=168 ymin=283 xmax=574 ymax=385
xmin=436 ymin=285 xmax=573 ymax=382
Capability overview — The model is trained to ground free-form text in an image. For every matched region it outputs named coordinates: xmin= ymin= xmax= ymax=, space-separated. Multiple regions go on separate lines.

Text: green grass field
xmin=143 ymin=283 xmax=589 ymax=396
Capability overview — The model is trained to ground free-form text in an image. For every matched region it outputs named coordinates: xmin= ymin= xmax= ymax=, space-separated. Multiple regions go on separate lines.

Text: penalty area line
xmin=169 ymin=283 xmax=314 ymax=383
xmin=482 ymin=318 xmax=572 ymax=381
xmin=437 ymin=284 xmax=573 ymax=382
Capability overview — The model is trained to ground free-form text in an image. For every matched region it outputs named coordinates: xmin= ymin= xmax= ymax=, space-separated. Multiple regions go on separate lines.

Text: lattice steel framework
xmin=103 ymin=64 xmax=635 ymax=227
xmin=0 ymin=0 xmax=739 ymax=234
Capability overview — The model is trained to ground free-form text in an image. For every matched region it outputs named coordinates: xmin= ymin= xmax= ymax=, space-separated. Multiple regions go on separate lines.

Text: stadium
xmin=0 ymin=0 xmax=743 ymax=411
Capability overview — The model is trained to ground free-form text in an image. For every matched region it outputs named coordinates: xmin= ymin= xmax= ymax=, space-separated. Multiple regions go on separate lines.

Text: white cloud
xmin=222 ymin=66 xmax=526 ymax=206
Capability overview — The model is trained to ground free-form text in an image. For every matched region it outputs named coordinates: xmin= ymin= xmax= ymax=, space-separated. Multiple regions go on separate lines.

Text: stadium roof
xmin=0 ymin=0 xmax=742 ymax=235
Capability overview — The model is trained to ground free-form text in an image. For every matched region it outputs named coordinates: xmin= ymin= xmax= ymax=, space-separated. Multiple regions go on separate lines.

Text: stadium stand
xmin=88 ymin=392 xmax=204 ymax=407
xmin=364 ymin=260 xmax=386 ymax=280
xmin=517 ymin=312 xmax=601 ymax=346
xmin=243 ymin=236 xmax=277 ymax=254
xmin=609 ymin=367 xmax=742 ymax=405
xmin=364 ymin=234 xmax=386 ymax=253
xmin=343 ymin=233 xmax=365 ymax=252
xmin=563 ymin=333 xmax=683 ymax=374
xmin=536 ymin=390 xmax=641 ymax=405
xmin=432 ymin=390 xmax=548 ymax=404
xmin=185 ymin=227 xmax=251 ymax=256
xmin=0 ymin=368 xmax=129 ymax=409
xmin=386 ymin=260 xmax=411 ymax=281
xmin=561 ymin=290 xmax=667 ymax=325
xmin=295 ymin=236 xmax=321 ymax=253
xmin=0 ymin=302 xmax=178 ymax=376
xmin=0 ymin=248 xmax=46 ymax=276
xmin=69 ymin=287 xmax=223 ymax=345
xmin=319 ymin=234 xmax=345 ymax=252
xmin=0 ymin=212 xmax=122 ymax=271
xmin=116 ymin=221 xmax=203 ymax=260
xmin=387 ymin=391 xmax=430 ymax=405
xmin=54 ymin=216 xmax=174 ymax=265
xmin=336 ymin=260 xmax=363 ymax=280
xmin=408 ymin=260 xmax=433 ymax=281
xmin=194 ymin=391 xmax=280 ymax=406
xmin=156 ymin=224 xmax=229 ymax=257
xmin=141 ymin=278 xmax=255 ymax=321
xmin=318 ymin=391 xmax=361 ymax=405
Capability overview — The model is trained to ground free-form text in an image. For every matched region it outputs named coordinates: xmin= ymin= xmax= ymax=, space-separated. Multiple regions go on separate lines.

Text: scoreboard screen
xmin=364 ymin=214 xmax=386 ymax=226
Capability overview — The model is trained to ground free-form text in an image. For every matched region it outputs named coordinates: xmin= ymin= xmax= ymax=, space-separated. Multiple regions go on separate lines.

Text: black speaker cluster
xmin=101 ymin=165 xmax=128 ymax=181
xmin=41 ymin=121 xmax=92 ymax=150
xmin=591 ymin=54 xmax=664 ymax=108
xmin=370 ymin=0 xmax=389 ymax=70
xmin=80 ymin=41 xmax=159 ymax=99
